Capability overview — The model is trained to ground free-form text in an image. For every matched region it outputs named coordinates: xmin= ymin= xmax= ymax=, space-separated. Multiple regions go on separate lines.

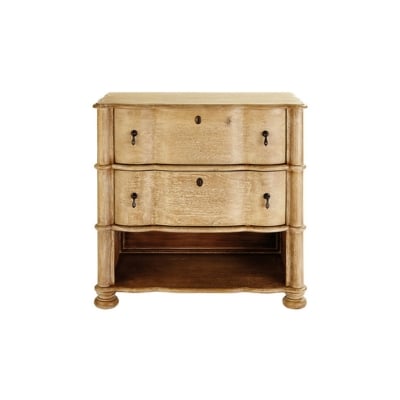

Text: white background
xmin=1 ymin=0 xmax=399 ymax=398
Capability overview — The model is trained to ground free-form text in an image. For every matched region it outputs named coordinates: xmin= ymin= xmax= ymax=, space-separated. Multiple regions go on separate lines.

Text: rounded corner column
xmin=285 ymin=106 xmax=306 ymax=309
xmin=95 ymin=107 xmax=118 ymax=308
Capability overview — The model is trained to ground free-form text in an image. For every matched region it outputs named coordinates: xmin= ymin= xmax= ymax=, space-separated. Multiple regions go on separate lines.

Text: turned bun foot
xmin=94 ymin=285 xmax=119 ymax=309
xmin=283 ymin=287 xmax=307 ymax=309
xmin=283 ymin=295 xmax=306 ymax=309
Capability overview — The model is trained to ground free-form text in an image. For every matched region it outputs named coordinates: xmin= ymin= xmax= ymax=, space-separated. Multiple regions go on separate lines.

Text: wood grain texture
xmin=97 ymin=107 xmax=113 ymax=165
xmin=94 ymin=92 xmax=306 ymax=107
xmin=114 ymin=106 xmax=286 ymax=164
xmin=114 ymin=170 xmax=286 ymax=227
xmin=288 ymin=169 xmax=303 ymax=227
xmin=97 ymin=169 xmax=113 ymax=226
xmin=287 ymin=107 xmax=303 ymax=166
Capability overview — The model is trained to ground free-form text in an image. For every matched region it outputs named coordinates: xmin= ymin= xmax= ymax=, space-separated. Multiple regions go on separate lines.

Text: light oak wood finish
xmin=110 ymin=164 xmax=290 ymax=172
xmin=95 ymin=107 xmax=118 ymax=309
xmin=94 ymin=92 xmax=306 ymax=309
xmin=114 ymin=107 xmax=286 ymax=164
xmin=114 ymin=170 xmax=286 ymax=227
xmin=94 ymin=92 xmax=305 ymax=107
xmin=284 ymin=106 xmax=306 ymax=308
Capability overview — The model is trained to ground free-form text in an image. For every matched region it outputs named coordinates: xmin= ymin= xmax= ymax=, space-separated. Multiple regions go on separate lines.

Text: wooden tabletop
xmin=94 ymin=92 xmax=306 ymax=107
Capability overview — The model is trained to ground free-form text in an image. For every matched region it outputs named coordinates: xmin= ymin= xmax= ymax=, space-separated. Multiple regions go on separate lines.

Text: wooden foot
xmin=283 ymin=287 xmax=306 ymax=309
xmin=94 ymin=285 xmax=119 ymax=309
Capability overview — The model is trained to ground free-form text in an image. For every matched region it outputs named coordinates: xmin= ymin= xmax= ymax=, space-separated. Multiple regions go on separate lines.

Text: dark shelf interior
xmin=114 ymin=232 xmax=286 ymax=291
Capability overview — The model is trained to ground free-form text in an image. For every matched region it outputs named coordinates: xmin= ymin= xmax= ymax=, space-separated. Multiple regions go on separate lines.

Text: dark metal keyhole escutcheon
xmin=131 ymin=130 xmax=138 ymax=145
xmin=263 ymin=193 xmax=270 ymax=209
xmin=196 ymin=178 xmax=203 ymax=187
xmin=262 ymin=130 xmax=269 ymax=146
xmin=131 ymin=192 xmax=138 ymax=208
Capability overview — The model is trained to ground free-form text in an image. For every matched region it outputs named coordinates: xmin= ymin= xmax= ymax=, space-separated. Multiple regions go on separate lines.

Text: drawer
xmin=114 ymin=170 xmax=286 ymax=227
xmin=114 ymin=107 xmax=286 ymax=165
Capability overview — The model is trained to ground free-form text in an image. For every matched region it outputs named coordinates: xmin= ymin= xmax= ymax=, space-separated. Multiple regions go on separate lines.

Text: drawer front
xmin=114 ymin=170 xmax=286 ymax=227
xmin=114 ymin=107 xmax=286 ymax=164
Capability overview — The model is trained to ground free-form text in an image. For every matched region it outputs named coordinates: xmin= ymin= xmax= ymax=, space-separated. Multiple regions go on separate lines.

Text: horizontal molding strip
xmin=288 ymin=225 xmax=306 ymax=232
xmin=112 ymin=164 xmax=306 ymax=172
xmin=95 ymin=164 xmax=113 ymax=170
xmin=112 ymin=286 xmax=286 ymax=294
xmin=95 ymin=224 xmax=305 ymax=233
xmin=95 ymin=164 xmax=305 ymax=172
xmin=111 ymin=224 xmax=289 ymax=233
xmin=113 ymin=164 xmax=289 ymax=172
xmin=95 ymin=224 xmax=113 ymax=231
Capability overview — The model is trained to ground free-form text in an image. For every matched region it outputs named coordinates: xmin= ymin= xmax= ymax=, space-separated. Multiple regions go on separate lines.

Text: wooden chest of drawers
xmin=94 ymin=93 xmax=306 ymax=309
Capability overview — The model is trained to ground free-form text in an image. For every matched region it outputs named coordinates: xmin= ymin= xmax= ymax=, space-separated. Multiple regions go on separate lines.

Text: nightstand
xmin=94 ymin=93 xmax=306 ymax=309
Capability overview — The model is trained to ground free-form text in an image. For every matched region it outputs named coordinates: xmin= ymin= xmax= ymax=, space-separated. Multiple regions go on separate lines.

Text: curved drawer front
xmin=114 ymin=170 xmax=286 ymax=227
xmin=114 ymin=107 xmax=286 ymax=164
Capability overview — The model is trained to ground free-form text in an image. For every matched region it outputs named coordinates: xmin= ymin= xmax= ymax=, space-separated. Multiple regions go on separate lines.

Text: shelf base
xmin=114 ymin=253 xmax=285 ymax=292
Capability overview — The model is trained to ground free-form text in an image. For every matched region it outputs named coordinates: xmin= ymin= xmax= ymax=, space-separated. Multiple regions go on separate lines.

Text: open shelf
xmin=114 ymin=254 xmax=285 ymax=294
xmin=113 ymin=232 xmax=286 ymax=292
